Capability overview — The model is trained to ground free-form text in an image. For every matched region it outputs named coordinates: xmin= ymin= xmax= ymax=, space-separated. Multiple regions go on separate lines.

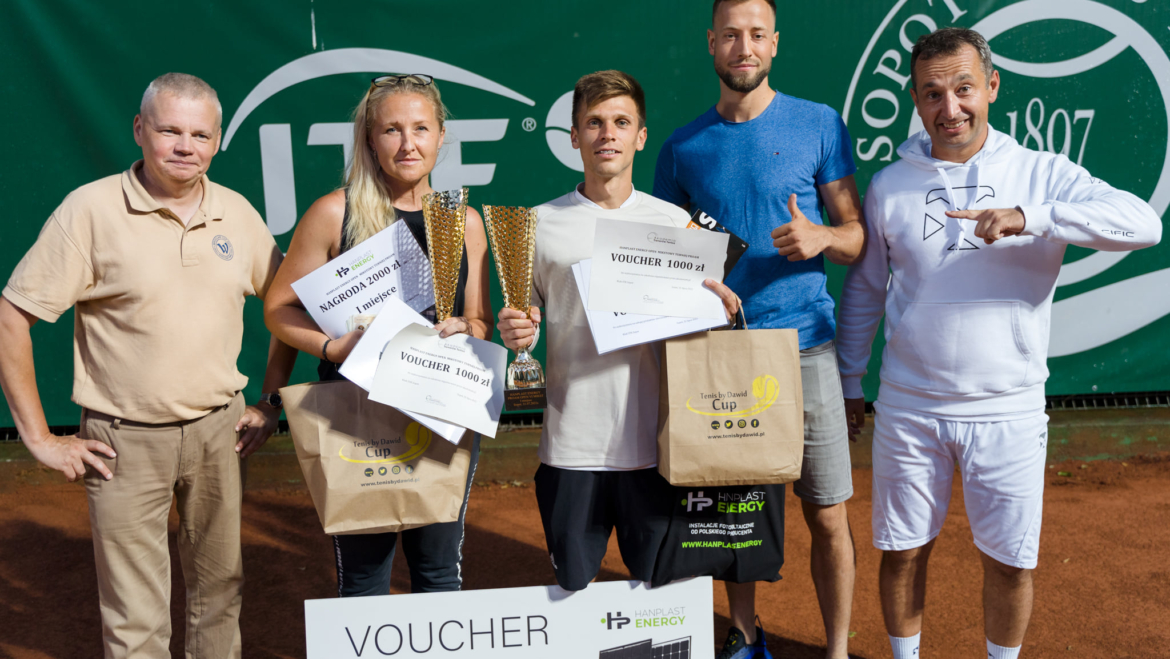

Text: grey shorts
xmin=792 ymin=340 xmax=854 ymax=506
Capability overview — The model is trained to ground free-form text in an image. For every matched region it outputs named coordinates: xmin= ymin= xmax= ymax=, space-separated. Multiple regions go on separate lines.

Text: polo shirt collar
xmin=123 ymin=160 xmax=226 ymax=224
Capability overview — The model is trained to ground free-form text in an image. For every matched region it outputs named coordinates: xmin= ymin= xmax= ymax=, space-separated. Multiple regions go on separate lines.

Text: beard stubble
xmin=716 ymin=59 xmax=771 ymax=94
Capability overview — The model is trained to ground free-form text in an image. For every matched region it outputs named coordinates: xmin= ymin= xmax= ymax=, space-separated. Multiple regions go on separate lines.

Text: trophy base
xmin=504 ymin=387 xmax=547 ymax=412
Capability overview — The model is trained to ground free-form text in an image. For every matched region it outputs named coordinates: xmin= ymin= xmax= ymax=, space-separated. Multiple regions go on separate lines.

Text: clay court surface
xmin=1 ymin=446 xmax=1168 ymax=659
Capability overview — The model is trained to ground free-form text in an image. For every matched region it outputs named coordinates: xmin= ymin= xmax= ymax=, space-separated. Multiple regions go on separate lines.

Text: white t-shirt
xmin=531 ymin=187 xmax=692 ymax=470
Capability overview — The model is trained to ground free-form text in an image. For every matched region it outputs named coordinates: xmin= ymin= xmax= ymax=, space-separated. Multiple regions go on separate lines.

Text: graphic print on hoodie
xmin=923 ymin=185 xmax=995 ymax=250
xmin=836 ymin=126 xmax=1162 ymax=418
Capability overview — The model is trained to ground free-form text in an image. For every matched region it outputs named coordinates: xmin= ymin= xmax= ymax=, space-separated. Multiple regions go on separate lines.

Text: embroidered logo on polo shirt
xmin=212 ymin=235 xmax=235 ymax=261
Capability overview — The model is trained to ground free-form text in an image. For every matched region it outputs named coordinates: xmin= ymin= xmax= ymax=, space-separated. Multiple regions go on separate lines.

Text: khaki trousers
xmin=82 ymin=393 xmax=246 ymax=659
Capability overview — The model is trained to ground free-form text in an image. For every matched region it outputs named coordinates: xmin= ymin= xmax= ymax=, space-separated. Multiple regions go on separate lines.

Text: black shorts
xmin=534 ymin=464 xmax=676 ymax=591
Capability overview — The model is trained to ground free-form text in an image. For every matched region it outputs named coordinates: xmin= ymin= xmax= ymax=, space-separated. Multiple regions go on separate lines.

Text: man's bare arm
xmin=0 ymin=296 xmax=114 ymax=480
xmin=770 ymin=175 xmax=865 ymax=266
xmin=817 ymin=175 xmax=866 ymax=266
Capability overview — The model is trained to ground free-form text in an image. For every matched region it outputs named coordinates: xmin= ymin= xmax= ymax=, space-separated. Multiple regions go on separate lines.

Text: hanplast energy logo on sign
xmin=844 ymin=0 xmax=1170 ymax=359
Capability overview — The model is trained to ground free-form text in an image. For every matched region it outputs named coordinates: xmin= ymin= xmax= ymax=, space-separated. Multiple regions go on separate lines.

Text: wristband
xmin=322 ymin=338 xmax=334 ymax=364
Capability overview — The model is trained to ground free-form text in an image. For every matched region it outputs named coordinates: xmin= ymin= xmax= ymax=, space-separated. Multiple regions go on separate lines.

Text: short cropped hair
xmin=712 ymin=0 xmax=776 ymax=24
xmin=140 ymin=72 xmax=223 ymax=127
xmin=572 ymin=70 xmax=646 ymax=128
xmin=911 ymin=28 xmax=995 ymax=90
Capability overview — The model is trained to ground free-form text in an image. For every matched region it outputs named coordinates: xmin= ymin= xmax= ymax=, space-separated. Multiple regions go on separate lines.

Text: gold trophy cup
xmin=482 ymin=205 xmax=547 ymax=411
xmin=421 ymin=188 xmax=469 ymax=322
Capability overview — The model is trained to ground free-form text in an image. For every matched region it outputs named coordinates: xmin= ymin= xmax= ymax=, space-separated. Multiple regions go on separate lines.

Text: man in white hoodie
xmin=836 ymin=28 xmax=1162 ymax=659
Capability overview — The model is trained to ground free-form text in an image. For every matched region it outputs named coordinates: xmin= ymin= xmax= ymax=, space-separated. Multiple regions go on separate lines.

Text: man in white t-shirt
xmin=498 ymin=70 xmax=740 ymax=590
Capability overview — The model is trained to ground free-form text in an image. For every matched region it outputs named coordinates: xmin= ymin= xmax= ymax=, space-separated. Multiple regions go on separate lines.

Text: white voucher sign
xmin=370 ymin=325 xmax=507 ymax=438
xmin=573 ymin=259 xmax=726 ymax=354
xmin=304 ymin=577 xmax=713 ymax=658
xmin=291 ymin=222 xmax=434 ymax=339
xmin=339 ymin=297 xmax=467 ymax=445
xmin=589 ymin=218 xmax=729 ymax=320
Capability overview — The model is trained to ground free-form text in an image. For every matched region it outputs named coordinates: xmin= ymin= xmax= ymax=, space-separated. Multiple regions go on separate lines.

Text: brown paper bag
xmin=657 ymin=329 xmax=804 ymax=486
xmin=280 ymin=379 xmax=472 ymax=535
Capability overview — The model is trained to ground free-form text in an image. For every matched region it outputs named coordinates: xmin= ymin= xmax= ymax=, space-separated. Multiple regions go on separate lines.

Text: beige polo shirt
xmin=3 ymin=161 xmax=282 ymax=423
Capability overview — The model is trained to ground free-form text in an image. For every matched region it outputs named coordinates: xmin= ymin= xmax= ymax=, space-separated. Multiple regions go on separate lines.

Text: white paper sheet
xmin=338 ymin=297 xmax=467 ymax=444
xmin=290 ymin=222 xmax=434 ymax=339
xmin=588 ymin=218 xmax=729 ymax=320
xmin=368 ymin=324 xmax=507 ymax=438
xmin=573 ymin=259 xmax=726 ymax=354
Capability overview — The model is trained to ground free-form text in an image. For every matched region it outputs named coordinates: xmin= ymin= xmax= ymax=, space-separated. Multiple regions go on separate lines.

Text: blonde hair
xmin=344 ymin=76 xmax=448 ymax=248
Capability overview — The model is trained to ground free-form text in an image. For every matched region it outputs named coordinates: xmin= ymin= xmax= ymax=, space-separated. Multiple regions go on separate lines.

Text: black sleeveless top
xmin=318 ymin=199 xmax=470 ymax=382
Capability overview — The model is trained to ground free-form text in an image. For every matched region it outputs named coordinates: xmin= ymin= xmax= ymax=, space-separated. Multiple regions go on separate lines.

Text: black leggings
xmin=332 ymin=435 xmax=480 ymax=596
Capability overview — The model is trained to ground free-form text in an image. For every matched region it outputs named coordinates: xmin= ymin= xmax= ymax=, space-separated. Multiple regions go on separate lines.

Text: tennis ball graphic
xmin=752 ymin=375 xmax=778 ymax=400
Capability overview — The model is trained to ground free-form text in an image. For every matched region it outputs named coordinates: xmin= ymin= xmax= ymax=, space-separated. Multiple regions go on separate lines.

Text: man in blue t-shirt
xmin=653 ymin=1 xmax=865 ymax=658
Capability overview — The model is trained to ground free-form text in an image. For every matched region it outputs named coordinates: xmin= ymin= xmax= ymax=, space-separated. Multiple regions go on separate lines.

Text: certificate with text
xmin=339 ymin=297 xmax=467 ymax=445
xmin=588 ymin=218 xmax=729 ymax=320
xmin=369 ymin=324 xmax=507 ymax=439
xmin=573 ymin=259 xmax=726 ymax=354
xmin=291 ymin=222 xmax=434 ymax=339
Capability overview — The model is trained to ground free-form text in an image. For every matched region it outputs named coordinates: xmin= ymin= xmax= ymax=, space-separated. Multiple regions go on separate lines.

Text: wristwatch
xmin=259 ymin=392 xmax=283 ymax=410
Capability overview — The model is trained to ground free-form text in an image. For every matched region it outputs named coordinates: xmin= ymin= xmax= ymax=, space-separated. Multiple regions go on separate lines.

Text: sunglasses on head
xmin=370 ymin=74 xmax=435 ymax=88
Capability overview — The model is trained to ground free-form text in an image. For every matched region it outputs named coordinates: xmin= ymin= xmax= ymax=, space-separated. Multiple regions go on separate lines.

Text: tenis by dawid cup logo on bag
xmin=843 ymin=0 xmax=1170 ymax=364
xmin=338 ymin=422 xmax=432 ymax=467
xmin=685 ymin=374 xmax=778 ymax=418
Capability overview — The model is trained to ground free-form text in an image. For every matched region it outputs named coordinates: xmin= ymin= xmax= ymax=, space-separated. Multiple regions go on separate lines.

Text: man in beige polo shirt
xmin=0 ymin=73 xmax=297 ymax=658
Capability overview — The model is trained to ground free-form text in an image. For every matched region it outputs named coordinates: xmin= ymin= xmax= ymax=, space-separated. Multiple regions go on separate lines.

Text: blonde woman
xmin=264 ymin=74 xmax=492 ymax=596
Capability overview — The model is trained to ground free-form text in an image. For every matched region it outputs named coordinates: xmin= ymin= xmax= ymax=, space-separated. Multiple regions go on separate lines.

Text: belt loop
xmin=111 ymin=418 xmax=122 ymax=430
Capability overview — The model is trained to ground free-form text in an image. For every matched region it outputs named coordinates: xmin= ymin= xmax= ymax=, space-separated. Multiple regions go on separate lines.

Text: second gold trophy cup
xmin=483 ymin=204 xmax=546 ymax=411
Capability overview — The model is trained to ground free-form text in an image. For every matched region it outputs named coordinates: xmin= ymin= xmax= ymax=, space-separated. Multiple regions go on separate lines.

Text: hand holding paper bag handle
xmin=703 ymin=279 xmax=742 ymax=324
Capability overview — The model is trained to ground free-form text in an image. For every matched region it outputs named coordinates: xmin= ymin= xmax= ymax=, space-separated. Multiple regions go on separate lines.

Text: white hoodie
xmin=837 ymin=127 xmax=1163 ymax=418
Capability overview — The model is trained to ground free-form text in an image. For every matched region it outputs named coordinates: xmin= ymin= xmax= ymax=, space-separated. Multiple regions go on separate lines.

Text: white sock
xmin=889 ymin=633 xmax=921 ymax=659
xmin=987 ymin=639 xmax=1021 ymax=659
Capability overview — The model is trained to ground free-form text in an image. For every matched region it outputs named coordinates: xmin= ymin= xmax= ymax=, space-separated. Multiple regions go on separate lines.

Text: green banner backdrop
xmin=2 ymin=0 xmax=1167 ymax=427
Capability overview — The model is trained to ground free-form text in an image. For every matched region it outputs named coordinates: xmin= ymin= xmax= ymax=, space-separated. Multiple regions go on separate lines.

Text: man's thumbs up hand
xmin=771 ymin=193 xmax=832 ymax=261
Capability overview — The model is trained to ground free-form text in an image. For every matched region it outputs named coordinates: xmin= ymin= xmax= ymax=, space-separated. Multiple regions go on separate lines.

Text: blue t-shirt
xmin=653 ymin=92 xmax=856 ymax=349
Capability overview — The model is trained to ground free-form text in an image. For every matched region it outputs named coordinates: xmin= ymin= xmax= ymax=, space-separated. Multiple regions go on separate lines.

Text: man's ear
xmin=133 ymin=114 xmax=144 ymax=147
xmin=635 ymin=126 xmax=647 ymax=152
xmin=770 ymin=30 xmax=778 ymax=57
xmin=707 ymin=29 xmax=716 ymax=56
xmin=570 ymin=125 xmax=580 ymax=150
xmin=988 ymin=70 xmax=1000 ymax=104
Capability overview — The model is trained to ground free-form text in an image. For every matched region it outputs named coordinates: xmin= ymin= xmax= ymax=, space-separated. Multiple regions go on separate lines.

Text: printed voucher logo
xmin=601 ymin=608 xmax=687 ymax=631
xmin=844 ymin=0 xmax=1170 ymax=357
xmin=685 ymin=375 xmax=779 ymax=418
xmin=601 ymin=612 xmax=630 ymax=630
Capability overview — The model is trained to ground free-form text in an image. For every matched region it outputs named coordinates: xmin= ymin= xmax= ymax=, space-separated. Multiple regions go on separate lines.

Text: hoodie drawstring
xmin=935 ymin=165 xmax=981 ymax=253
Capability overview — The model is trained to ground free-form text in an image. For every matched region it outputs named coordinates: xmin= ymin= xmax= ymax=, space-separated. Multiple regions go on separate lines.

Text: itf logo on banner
xmin=843 ymin=0 xmax=1170 ymax=358
xmin=304 ymin=577 xmax=711 ymax=657
xmin=218 ymin=49 xmax=584 ymax=237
